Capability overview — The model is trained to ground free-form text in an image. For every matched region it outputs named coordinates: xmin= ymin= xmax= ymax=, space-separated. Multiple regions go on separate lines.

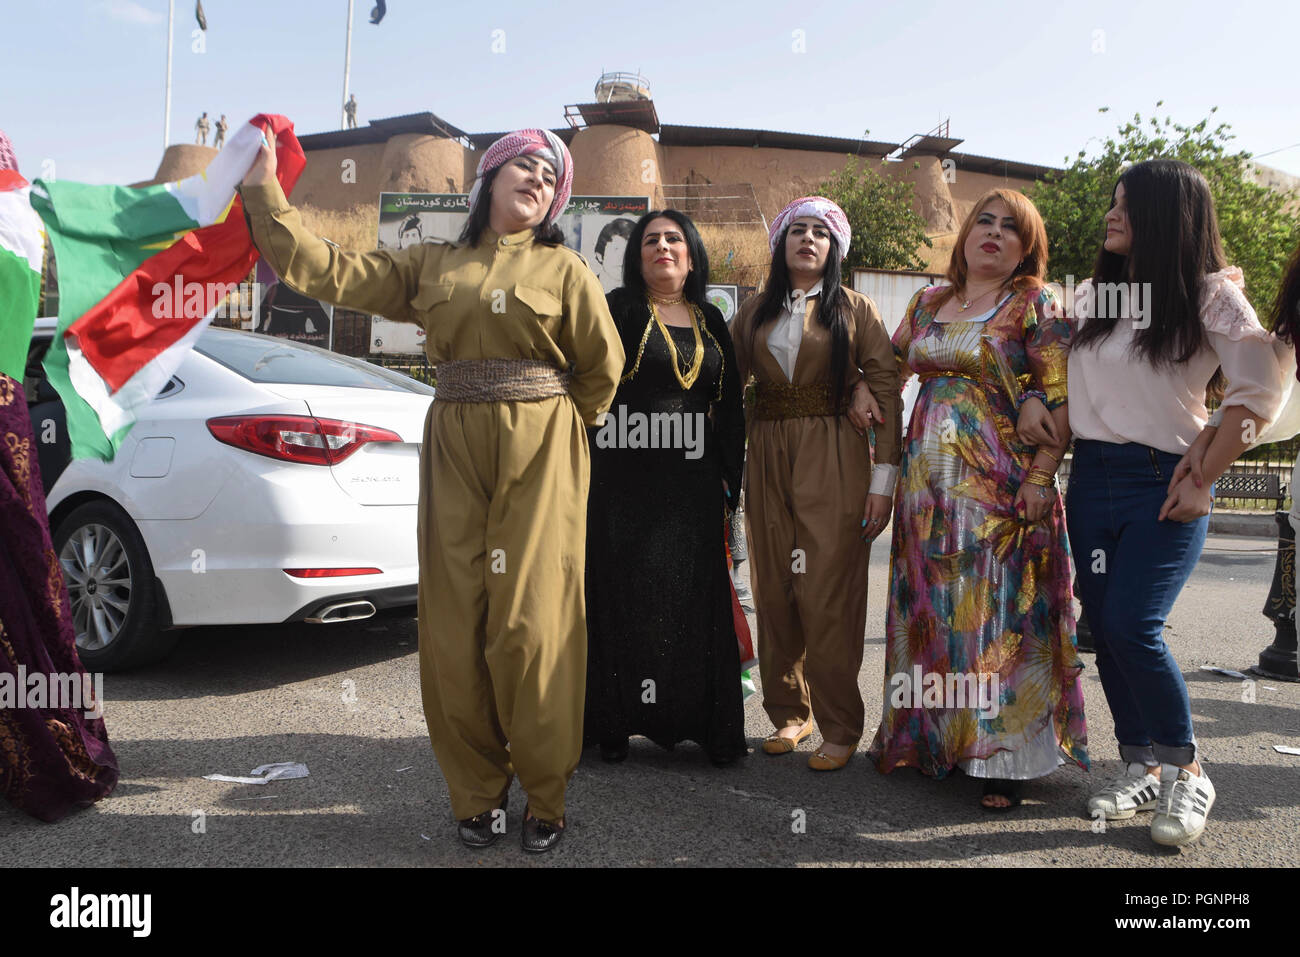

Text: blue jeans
xmin=1066 ymin=439 xmax=1208 ymax=766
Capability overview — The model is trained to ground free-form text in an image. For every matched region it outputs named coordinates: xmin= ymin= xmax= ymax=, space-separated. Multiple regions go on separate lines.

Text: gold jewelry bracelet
xmin=1025 ymin=469 xmax=1055 ymax=488
xmin=1037 ymin=448 xmax=1062 ymax=466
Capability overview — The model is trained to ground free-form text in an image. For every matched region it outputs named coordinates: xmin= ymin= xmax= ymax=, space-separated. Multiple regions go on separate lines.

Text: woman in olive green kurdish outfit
xmin=240 ymin=128 xmax=623 ymax=853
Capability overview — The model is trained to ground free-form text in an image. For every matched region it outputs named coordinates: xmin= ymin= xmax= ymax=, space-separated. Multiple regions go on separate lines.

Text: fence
xmin=1058 ymin=453 xmax=1292 ymax=512
xmin=660 ymin=183 xmax=766 ymax=226
xmin=366 ymin=353 xmax=436 ymax=387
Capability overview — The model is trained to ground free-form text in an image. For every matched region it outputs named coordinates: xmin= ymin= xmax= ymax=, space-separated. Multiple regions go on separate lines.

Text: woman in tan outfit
xmin=731 ymin=196 xmax=902 ymax=770
xmin=240 ymin=128 xmax=623 ymax=853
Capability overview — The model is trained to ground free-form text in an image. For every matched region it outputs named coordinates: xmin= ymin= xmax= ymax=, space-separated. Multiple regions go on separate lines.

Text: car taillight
xmin=284 ymin=567 xmax=382 ymax=577
xmin=206 ymin=415 xmax=402 ymax=465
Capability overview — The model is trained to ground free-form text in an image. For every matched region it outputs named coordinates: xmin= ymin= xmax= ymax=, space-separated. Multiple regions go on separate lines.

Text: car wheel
xmin=53 ymin=500 xmax=178 ymax=671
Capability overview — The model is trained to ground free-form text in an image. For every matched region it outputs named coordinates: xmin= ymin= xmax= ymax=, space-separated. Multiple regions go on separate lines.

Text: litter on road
xmin=203 ymin=762 xmax=310 ymax=785
xmin=1199 ymin=665 xmax=1250 ymax=680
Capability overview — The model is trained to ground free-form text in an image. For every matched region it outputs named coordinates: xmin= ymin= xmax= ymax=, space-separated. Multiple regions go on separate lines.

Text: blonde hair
xmin=936 ymin=189 xmax=1049 ymax=307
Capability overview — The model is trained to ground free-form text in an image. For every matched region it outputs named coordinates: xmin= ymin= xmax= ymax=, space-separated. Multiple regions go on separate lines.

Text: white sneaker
xmin=1151 ymin=764 xmax=1216 ymax=847
xmin=1087 ymin=762 xmax=1161 ymax=821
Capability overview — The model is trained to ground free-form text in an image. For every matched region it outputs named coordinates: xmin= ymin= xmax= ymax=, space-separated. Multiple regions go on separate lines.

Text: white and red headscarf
xmin=467 ymin=128 xmax=573 ymax=227
xmin=768 ymin=196 xmax=851 ymax=260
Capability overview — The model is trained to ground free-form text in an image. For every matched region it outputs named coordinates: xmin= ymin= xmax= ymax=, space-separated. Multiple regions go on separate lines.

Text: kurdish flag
xmin=0 ymin=167 xmax=44 ymax=383
xmin=30 ymin=114 xmax=305 ymax=461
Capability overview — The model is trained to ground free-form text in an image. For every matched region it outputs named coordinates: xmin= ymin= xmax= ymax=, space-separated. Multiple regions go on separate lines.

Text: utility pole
xmin=163 ymin=0 xmax=175 ymax=149
xmin=341 ymin=0 xmax=354 ymax=129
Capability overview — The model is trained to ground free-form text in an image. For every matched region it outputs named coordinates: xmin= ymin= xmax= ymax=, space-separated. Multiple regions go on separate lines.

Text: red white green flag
xmin=31 ymin=114 xmax=305 ymax=460
xmin=0 ymin=168 xmax=44 ymax=383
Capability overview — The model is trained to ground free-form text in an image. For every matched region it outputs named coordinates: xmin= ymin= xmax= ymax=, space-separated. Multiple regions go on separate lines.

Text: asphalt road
xmin=4 ymin=530 xmax=1297 ymax=867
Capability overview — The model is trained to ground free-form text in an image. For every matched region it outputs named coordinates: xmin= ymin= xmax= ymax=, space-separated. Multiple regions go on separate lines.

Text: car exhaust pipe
xmin=307 ymin=600 xmax=376 ymax=624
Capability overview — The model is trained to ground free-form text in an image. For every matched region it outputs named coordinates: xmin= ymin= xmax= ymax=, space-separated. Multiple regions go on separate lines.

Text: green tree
xmin=1027 ymin=105 xmax=1300 ymax=315
xmin=817 ymin=157 xmax=932 ymax=272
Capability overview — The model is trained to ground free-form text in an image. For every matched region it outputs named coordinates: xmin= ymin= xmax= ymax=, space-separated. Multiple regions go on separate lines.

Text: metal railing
xmin=594 ymin=71 xmax=651 ymax=102
xmin=660 ymin=183 xmax=767 ymax=226
xmin=1057 ymin=455 xmax=1292 ymax=511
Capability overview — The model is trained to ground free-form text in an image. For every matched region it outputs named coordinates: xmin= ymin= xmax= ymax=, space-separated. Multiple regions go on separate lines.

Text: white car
xmin=27 ymin=319 xmax=434 ymax=671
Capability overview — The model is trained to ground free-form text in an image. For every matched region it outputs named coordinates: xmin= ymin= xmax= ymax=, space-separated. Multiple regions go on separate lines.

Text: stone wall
xmin=136 ymin=125 xmax=1046 ymax=281
xmin=569 ymin=126 xmax=665 ymax=208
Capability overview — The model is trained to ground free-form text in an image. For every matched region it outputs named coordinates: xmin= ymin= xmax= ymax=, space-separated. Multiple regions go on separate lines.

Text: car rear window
xmin=196 ymin=329 xmax=434 ymax=395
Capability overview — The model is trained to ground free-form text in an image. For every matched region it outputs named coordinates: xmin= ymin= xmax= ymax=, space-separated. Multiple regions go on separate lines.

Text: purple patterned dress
xmin=868 ymin=284 xmax=1088 ymax=780
xmin=0 ymin=372 xmax=118 ymax=821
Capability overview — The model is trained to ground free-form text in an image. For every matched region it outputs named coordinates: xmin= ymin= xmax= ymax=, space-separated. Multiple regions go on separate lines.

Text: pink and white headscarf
xmin=768 ymin=195 xmax=851 ymax=260
xmin=467 ymin=128 xmax=573 ymax=227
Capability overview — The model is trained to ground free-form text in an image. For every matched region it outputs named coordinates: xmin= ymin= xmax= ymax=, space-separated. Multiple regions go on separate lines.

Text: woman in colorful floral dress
xmin=866 ymin=189 xmax=1089 ymax=809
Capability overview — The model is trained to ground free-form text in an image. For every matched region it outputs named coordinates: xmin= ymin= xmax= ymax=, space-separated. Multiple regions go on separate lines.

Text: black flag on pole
xmin=369 ymin=1 xmax=387 ymax=25
xmin=195 ymin=0 xmax=207 ymax=30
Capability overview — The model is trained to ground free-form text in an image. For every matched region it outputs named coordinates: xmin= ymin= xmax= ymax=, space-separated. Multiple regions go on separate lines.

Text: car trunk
xmin=263 ymin=384 xmax=431 ymax=506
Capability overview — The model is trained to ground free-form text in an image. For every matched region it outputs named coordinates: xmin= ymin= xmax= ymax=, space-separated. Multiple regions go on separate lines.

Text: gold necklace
xmin=647 ymin=296 xmax=704 ymax=390
xmin=649 ymin=293 xmax=685 ymax=306
xmin=958 ymin=284 xmax=1005 ymax=312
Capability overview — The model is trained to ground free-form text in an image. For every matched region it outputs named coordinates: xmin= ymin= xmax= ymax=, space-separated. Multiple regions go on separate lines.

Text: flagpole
xmin=163 ymin=0 xmax=174 ymax=149
xmin=341 ymin=0 xmax=354 ymax=129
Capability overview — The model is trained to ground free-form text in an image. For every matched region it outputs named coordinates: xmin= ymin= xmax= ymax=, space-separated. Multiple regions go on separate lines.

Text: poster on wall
xmin=256 ymin=282 xmax=333 ymax=350
xmin=376 ymin=192 xmax=469 ymax=251
xmin=704 ymin=285 xmax=738 ymax=324
xmin=560 ymin=196 xmax=648 ymax=292
xmin=370 ymin=192 xmax=650 ymax=355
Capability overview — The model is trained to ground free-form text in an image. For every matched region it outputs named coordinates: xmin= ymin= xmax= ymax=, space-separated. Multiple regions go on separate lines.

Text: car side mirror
xmin=35 ymin=378 xmax=61 ymax=404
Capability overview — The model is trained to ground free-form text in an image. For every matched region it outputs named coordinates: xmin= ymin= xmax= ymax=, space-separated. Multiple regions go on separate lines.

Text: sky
xmin=4 ymin=0 xmax=1299 ymax=186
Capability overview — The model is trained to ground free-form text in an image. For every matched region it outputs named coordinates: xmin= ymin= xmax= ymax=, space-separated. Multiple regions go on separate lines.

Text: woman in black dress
xmin=584 ymin=209 xmax=747 ymax=766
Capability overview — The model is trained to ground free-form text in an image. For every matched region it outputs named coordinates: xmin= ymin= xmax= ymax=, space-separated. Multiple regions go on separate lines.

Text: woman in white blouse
xmin=1053 ymin=159 xmax=1286 ymax=847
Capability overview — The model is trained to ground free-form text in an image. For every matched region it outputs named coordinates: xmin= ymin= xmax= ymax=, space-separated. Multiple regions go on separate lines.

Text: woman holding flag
xmin=239 ymin=126 xmax=623 ymax=854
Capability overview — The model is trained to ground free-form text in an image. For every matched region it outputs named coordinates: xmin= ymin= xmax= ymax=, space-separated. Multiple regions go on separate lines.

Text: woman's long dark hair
xmin=458 ymin=164 xmax=565 ymax=247
xmin=620 ymin=209 xmax=710 ymax=305
xmin=1269 ymin=241 xmax=1300 ymax=346
xmin=1072 ymin=159 xmax=1226 ymax=367
xmin=748 ymin=227 xmax=851 ymax=412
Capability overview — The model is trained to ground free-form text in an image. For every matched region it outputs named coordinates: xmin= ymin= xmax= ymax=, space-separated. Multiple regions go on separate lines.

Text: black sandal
xmin=981 ymin=778 xmax=1023 ymax=813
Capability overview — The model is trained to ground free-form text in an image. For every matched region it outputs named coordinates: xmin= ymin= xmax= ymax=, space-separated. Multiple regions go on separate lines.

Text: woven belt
xmin=434 ymin=359 xmax=571 ymax=403
xmin=751 ymin=382 xmax=847 ymax=420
